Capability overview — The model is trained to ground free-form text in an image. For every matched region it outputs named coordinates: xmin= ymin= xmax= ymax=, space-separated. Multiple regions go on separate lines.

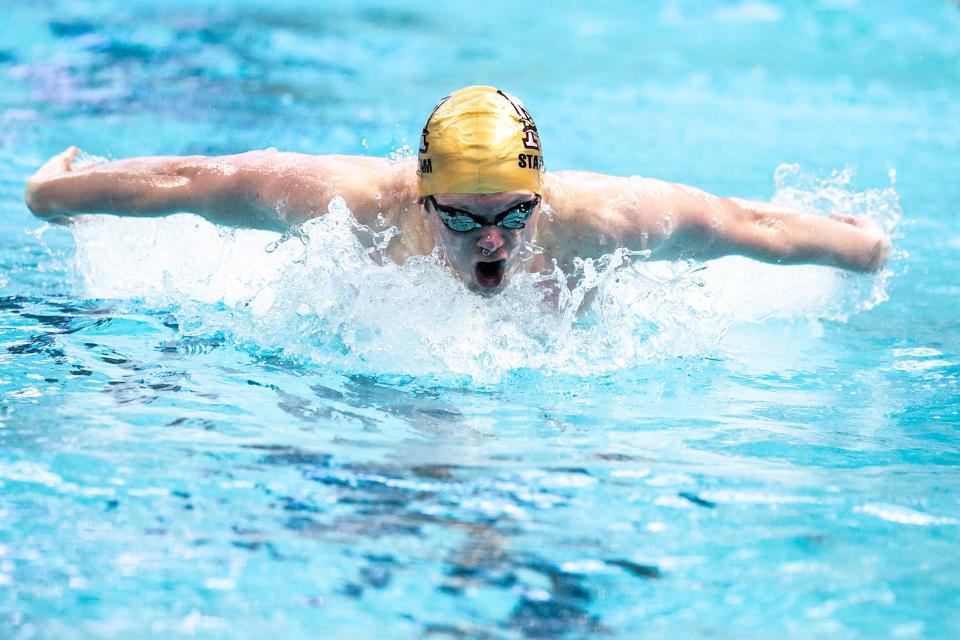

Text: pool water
xmin=1 ymin=1 xmax=959 ymax=638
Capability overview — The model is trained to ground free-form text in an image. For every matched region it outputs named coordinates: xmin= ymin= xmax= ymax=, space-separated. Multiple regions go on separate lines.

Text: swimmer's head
xmin=417 ymin=86 xmax=544 ymax=196
xmin=417 ymin=87 xmax=546 ymax=294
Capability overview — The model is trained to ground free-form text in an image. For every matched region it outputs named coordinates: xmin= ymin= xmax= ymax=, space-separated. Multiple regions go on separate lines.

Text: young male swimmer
xmin=25 ymin=85 xmax=889 ymax=294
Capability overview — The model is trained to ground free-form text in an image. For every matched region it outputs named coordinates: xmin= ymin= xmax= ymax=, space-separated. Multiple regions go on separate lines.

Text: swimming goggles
xmin=427 ymin=195 xmax=540 ymax=232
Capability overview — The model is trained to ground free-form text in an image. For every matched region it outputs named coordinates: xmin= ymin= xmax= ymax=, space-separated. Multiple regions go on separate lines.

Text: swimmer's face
xmin=424 ymin=191 xmax=540 ymax=294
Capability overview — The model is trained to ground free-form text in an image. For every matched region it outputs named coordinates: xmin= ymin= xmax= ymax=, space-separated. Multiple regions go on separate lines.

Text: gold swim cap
xmin=417 ymin=86 xmax=544 ymax=196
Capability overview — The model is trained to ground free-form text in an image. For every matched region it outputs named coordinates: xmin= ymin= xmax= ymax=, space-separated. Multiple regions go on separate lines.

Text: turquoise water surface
xmin=1 ymin=1 xmax=959 ymax=638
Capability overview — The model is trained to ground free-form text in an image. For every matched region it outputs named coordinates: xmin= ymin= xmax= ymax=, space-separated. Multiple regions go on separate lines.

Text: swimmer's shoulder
xmin=238 ymin=149 xmax=418 ymax=203
xmin=544 ymin=170 xmax=683 ymax=216
xmin=543 ymin=170 xmax=672 ymax=221
xmin=236 ymin=149 xmax=416 ymax=186
xmin=302 ymin=153 xmax=419 ymax=208
xmin=545 ymin=170 xmax=671 ymax=195
xmin=538 ymin=170 xmax=685 ymax=262
xmin=222 ymin=150 xmax=418 ymax=227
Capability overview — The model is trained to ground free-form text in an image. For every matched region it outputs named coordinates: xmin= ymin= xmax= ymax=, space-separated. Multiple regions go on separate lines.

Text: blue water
xmin=1 ymin=1 xmax=959 ymax=638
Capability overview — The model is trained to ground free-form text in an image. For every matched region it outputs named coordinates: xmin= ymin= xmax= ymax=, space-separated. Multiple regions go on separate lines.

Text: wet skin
xmin=423 ymin=191 xmax=541 ymax=294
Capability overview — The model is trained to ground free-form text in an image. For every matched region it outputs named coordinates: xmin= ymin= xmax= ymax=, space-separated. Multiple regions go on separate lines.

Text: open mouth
xmin=474 ymin=260 xmax=506 ymax=288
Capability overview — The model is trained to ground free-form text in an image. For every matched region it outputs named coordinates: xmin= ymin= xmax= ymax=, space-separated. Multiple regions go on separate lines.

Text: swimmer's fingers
xmin=829 ymin=213 xmax=890 ymax=270
xmin=829 ymin=212 xmax=888 ymax=236
xmin=830 ymin=212 xmax=886 ymax=237
xmin=30 ymin=146 xmax=81 ymax=182
xmin=828 ymin=212 xmax=860 ymax=227
xmin=26 ymin=147 xmax=86 ymax=221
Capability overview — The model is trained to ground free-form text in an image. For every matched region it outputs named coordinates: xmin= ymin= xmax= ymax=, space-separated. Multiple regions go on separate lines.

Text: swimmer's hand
xmin=828 ymin=212 xmax=891 ymax=271
xmin=25 ymin=146 xmax=84 ymax=224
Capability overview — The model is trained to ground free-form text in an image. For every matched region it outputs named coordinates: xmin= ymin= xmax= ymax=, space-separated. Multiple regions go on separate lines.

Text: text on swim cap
xmin=419 ymin=95 xmax=452 ymax=154
xmin=497 ymin=90 xmax=541 ymax=151
xmin=419 ymin=127 xmax=429 ymax=154
xmin=517 ymin=154 xmax=543 ymax=170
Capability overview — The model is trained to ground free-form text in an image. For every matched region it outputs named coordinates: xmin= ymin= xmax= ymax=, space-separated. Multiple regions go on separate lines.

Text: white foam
xmin=892 ymin=347 xmax=942 ymax=358
xmin=856 ymin=503 xmax=959 ymax=526
xmin=891 ymin=359 xmax=954 ymax=372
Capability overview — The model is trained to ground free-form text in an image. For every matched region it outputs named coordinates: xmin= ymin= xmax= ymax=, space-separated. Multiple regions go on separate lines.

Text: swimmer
xmin=24 ymin=85 xmax=890 ymax=294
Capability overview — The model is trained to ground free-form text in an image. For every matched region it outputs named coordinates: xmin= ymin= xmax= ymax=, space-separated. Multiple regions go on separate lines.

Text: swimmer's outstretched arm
xmin=703 ymin=196 xmax=891 ymax=272
xmin=25 ymin=147 xmax=415 ymax=231
xmin=546 ymin=172 xmax=890 ymax=272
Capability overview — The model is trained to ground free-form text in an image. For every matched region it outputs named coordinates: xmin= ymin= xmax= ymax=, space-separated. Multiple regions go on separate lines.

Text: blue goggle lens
xmin=429 ymin=196 xmax=539 ymax=233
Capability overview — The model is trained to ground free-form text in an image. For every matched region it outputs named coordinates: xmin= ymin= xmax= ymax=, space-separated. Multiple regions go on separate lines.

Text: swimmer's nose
xmin=476 ymin=227 xmax=505 ymax=254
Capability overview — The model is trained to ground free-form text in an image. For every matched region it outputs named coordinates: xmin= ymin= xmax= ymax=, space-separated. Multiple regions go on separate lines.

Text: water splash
xmin=69 ymin=166 xmax=900 ymax=382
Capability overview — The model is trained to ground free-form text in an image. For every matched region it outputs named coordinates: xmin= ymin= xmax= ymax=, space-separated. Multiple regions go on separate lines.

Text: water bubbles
xmin=70 ymin=150 xmax=108 ymax=170
xmin=520 ymin=241 xmax=545 ymax=266
xmin=388 ymin=144 xmax=414 ymax=161
xmin=264 ymin=222 xmax=310 ymax=266
xmin=659 ymin=212 xmax=675 ymax=237
xmin=540 ymin=202 xmax=556 ymax=222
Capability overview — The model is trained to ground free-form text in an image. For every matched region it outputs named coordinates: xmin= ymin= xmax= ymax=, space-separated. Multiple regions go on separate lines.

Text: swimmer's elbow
xmin=670 ymin=201 xmax=736 ymax=259
xmin=688 ymin=206 xmax=795 ymax=263
xmin=185 ymin=166 xmax=290 ymax=231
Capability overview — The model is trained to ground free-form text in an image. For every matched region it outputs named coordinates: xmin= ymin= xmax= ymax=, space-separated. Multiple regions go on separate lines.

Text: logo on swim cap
xmin=417 ymin=86 xmax=545 ymax=196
